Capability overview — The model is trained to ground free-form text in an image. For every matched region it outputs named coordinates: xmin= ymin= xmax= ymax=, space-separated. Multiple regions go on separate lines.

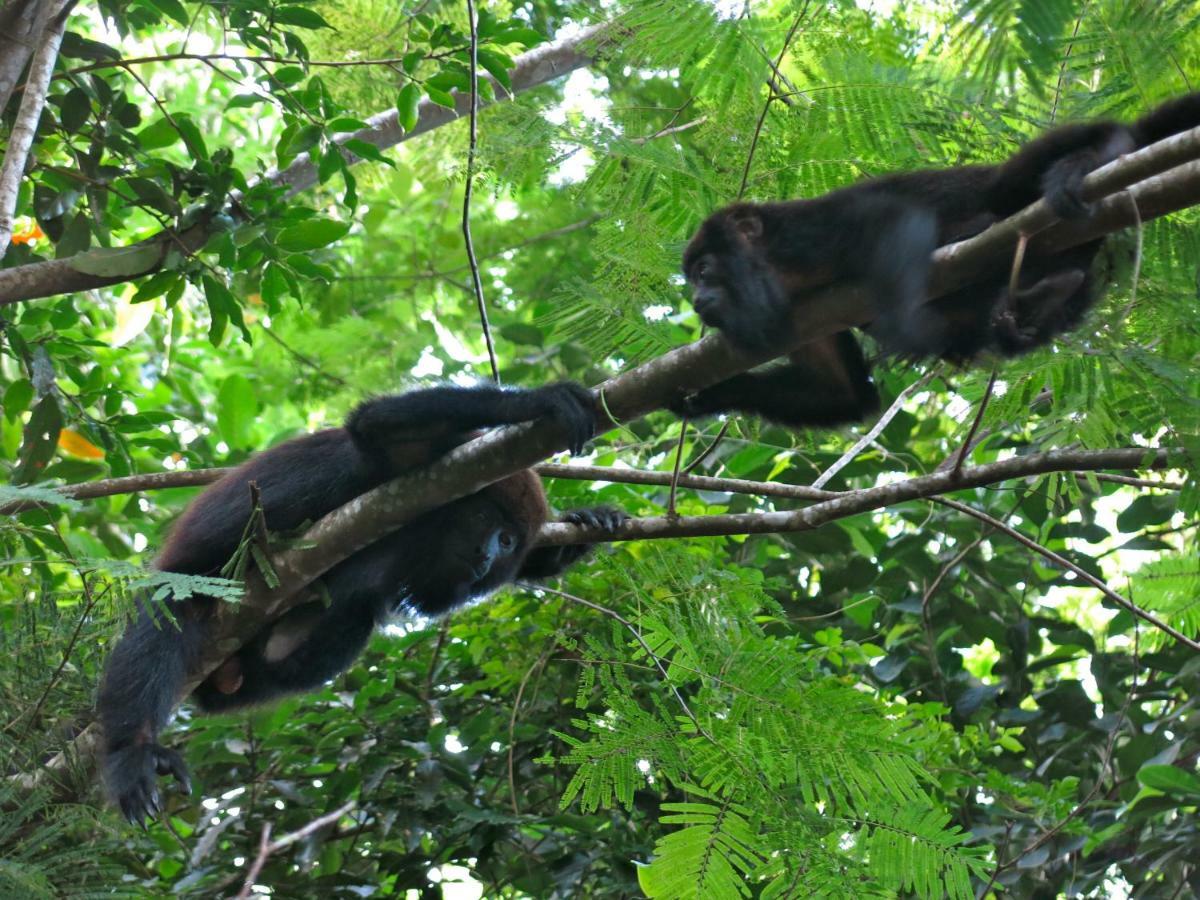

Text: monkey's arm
xmin=518 ymin=506 xmax=628 ymax=579
xmin=672 ymin=332 xmax=880 ymax=429
xmin=346 ymin=382 xmax=597 ymax=457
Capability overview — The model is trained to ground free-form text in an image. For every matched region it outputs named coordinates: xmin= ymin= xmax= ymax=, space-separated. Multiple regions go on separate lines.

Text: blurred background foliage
xmin=1 ymin=0 xmax=1198 ymax=896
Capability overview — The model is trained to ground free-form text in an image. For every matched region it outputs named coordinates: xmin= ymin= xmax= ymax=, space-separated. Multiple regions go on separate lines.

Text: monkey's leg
xmin=193 ymin=596 xmax=377 ymax=712
xmin=97 ymin=598 xmax=203 ymax=823
xmin=990 ymin=121 xmax=1134 ymax=218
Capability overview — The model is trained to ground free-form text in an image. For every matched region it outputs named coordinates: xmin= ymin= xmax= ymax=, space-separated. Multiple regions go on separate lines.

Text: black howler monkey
xmin=98 ymin=382 xmax=626 ymax=824
xmin=675 ymin=92 xmax=1200 ymax=428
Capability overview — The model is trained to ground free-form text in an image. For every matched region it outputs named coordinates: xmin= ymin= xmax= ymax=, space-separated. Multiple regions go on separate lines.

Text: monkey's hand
xmin=561 ymin=505 xmax=628 ymax=532
xmin=532 ymin=382 xmax=597 ymax=455
xmin=103 ymin=741 xmax=192 ymax=825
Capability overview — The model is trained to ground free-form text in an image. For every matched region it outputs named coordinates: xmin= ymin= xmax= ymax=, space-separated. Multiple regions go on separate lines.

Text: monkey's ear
xmin=729 ymin=211 xmax=763 ymax=241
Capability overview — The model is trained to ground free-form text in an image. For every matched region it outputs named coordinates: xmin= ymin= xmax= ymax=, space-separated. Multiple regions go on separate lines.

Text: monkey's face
xmin=425 ymin=494 xmax=526 ymax=602
xmin=683 ymin=210 xmax=789 ymax=353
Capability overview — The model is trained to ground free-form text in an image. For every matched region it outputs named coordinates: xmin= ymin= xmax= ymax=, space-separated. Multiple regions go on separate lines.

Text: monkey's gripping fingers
xmin=534 ymin=382 xmax=597 ymax=455
xmin=104 ymin=742 xmax=192 ymax=825
xmin=561 ymin=505 xmax=629 ymax=533
xmin=1041 ymin=155 xmax=1096 ymax=220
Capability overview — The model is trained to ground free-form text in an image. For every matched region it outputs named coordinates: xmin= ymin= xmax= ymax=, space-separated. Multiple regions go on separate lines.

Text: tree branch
xmin=536 ymin=448 xmax=1172 ymax=544
xmin=0 ymin=22 xmax=615 ymax=304
xmin=0 ymin=0 xmax=70 ymax=260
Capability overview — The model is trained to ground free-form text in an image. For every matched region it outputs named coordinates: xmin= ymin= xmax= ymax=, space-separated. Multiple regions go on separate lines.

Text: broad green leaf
xmin=273 ymin=6 xmax=331 ymax=28
xmin=274 ymin=218 xmax=351 ymax=252
xmin=67 ymin=244 xmax=161 ymax=277
xmin=397 ymin=83 xmax=422 ymax=132
xmin=1137 ymin=765 xmax=1200 ymax=797
xmin=217 ymin=374 xmax=259 ymax=449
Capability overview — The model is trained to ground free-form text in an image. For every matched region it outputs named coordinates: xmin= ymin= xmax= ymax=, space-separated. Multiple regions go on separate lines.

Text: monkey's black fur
xmin=98 ymin=383 xmax=625 ymax=824
xmin=676 ymin=92 xmax=1200 ymax=429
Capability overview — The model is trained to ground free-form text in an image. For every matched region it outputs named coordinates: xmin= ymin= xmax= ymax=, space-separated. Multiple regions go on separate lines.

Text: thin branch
xmin=1090 ymin=472 xmax=1183 ymax=491
xmin=950 ymin=369 xmax=998 ymax=479
xmin=932 ymin=497 xmax=1198 ymax=651
xmin=0 ymin=0 xmax=70 ymax=260
xmin=462 ymin=0 xmax=498 ymax=383
xmin=236 ymin=801 xmax=356 ymax=899
xmin=538 ymin=449 xmax=1173 ymax=545
xmin=812 ymin=370 xmax=935 ymax=489
xmin=737 ymin=3 xmax=812 ymax=199
xmin=683 ymin=420 xmax=730 ymax=474
xmin=628 ymin=114 xmax=707 ymax=145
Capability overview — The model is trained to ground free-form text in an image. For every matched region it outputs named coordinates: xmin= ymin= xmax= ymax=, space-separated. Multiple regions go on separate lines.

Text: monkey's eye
xmin=498 ymin=531 xmax=516 ymax=550
xmin=695 ymin=260 xmax=710 ymax=279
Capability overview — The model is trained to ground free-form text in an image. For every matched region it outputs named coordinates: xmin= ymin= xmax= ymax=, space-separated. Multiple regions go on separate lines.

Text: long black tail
xmin=1132 ymin=92 xmax=1200 ymax=147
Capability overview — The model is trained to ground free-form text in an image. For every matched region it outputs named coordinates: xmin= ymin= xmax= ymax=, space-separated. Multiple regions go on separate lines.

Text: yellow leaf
xmin=58 ymin=429 xmax=105 ymax=459
xmin=110 ymin=287 xmax=157 ymax=347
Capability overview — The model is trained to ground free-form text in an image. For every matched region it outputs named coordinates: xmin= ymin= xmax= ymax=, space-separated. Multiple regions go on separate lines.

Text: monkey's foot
xmin=103 ymin=742 xmax=192 ymax=825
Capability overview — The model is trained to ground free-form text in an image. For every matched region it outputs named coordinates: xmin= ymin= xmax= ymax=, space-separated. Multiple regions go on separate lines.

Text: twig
xmin=737 ymin=3 xmax=811 ymax=199
xmin=812 ymin=370 xmax=935 ymax=489
xmin=683 ymin=420 xmax=730 ymax=474
xmin=628 ymin=115 xmax=707 ymax=145
xmin=0 ymin=0 xmax=70 ymax=260
xmin=507 ymin=647 xmax=552 ymax=815
xmin=932 ymin=497 xmax=1198 ymax=651
xmin=235 ymin=800 xmax=355 ymax=899
xmin=462 ymin=0 xmax=498 ymax=383
xmin=950 ymin=369 xmax=998 ymax=479
xmin=1090 ymin=472 xmax=1183 ymax=490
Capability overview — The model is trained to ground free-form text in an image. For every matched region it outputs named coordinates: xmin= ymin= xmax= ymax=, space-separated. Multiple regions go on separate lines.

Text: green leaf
xmin=274 ymin=6 xmax=332 ymax=29
xmin=493 ymin=26 xmax=546 ymax=47
xmin=202 ymin=275 xmax=251 ymax=346
xmin=260 ymin=262 xmax=291 ymax=311
xmin=60 ymin=87 xmax=91 ymax=133
xmin=271 ymin=66 xmax=307 ymax=86
xmin=476 ymin=47 xmax=514 ymax=91
xmin=137 ymin=116 xmax=179 ymax=150
xmin=274 ymin=217 xmax=351 ymax=252
xmin=397 ymin=82 xmax=422 ymax=133
xmin=217 ymin=374 xmax=259 ymax=449
xmin=341 ymin=139 xmax=395 ymax=168
xmin=226 ymin=93 xmax=267 ymax=110
xmin=13 ymin=395 xmax=63 ymax=485
xmin=131 ymin=271 xmax=182 ymax=304
xmin=1137 ymin=765 xmax=1200 ymax=797
xmin=67 ymin=244 xmax=161 ymax=277
xmin=426 ymin=87 xmax=455 ymax=110
xmin=3 ymin=379 xmax=34 ymax=422
xmin=145 ymin=0 xmax=189 ymax=26
xmin=499 ymin=323 xmax=543 ymax=346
